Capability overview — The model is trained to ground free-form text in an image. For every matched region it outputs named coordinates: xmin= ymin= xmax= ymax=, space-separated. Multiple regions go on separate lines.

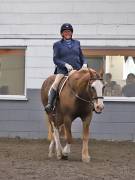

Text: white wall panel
xmin=0 ymin=2 xmax=73 ymax=13
xmin=0 ymin=39 xmax=55 ymax=46
xmin=100 ymin=14 xmax=128 ymax=24
xmin=1 ymin=24 xmax=135 ymax=37
xmin=27 ymin=78 xmax=45 ymax=89
xmin=0 ymin=13 xmax=133 ymax=26
xmin=27 ymin=39 xmax=55 ymax=46
xmin=73 ymin=2 xmax=135 ymax=13
xmin=26 ymin=57 xmax=53 ymax=68
xmin=0 ymin=39 xmax=26 ymax=46
xmin=96 ymin=25 xmax=118 ymax=35
xmin=26 ymin=46 xmax=53 ymax=57
xmin=0 ymin=24 xmax=105 ymax=36
xmin=0 ymin=25 xmax=59 ymax=34
xmin=27 ymin=67 xmax=54 ymax=79
xmin=127 ymin=14 xmax=135 ymax=24
xmin=0 ymin=2 xmax=135 ymax=13
xmin=27 ymin=68 xmax=54 ymax=89
xmin=0 ymin=13 xmax=101 ymax=25
xmin=117 ymin=25 xmax=135 ymax=35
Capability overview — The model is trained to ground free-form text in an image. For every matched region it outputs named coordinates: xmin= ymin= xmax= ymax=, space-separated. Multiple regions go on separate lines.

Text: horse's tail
xmin=44 ymin=112 xmax=54 ymax=141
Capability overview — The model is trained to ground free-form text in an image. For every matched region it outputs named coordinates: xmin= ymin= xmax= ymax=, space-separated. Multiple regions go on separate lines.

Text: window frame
xmin=82 ymin=46 xmax=135 ymax=102
xmin=0 ymin=46 xmax=27 ymax=101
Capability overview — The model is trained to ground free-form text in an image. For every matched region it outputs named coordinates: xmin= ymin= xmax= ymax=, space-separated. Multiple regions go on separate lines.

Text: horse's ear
xmin=98 ymin=68 xmax=104 ymax=78
xmin=89 ymin=68 xmax=95 ymax=78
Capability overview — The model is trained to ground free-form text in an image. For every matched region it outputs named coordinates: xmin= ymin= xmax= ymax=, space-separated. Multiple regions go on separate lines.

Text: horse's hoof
xmin=48 ymin=152 xmax=54 ymax=158
xmin=57 ymin=153 xmax=62 ymax=160
xmin=82 ymin=156 xmax=91 ymax=163
xmin=62 ymin=155 xmax=68 ymax=160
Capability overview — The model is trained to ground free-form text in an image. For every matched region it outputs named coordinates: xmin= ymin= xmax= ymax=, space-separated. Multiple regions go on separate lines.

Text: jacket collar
xmin=60 ymin=38 xmax=74 ymax=48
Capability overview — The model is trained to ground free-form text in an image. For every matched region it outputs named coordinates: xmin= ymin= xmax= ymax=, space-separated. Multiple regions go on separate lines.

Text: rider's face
xmin=61 ymin=30 xmax=72 ymax=40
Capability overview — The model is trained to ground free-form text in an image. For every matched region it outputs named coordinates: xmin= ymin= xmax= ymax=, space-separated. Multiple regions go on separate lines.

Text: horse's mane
xmin=70 ymin=68 xmax=98 ymax=83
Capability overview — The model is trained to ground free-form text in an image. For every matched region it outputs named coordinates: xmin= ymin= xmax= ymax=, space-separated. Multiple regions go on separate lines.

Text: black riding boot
xmin=45 ymin=88 xmax=57 ymax=113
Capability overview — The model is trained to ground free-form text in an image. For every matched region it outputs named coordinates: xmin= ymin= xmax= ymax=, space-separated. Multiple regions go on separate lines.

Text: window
xmin=0 ymin=48 xmax=25 ymax=99
xmin=83 ymin=48 xmax=135 ymax=99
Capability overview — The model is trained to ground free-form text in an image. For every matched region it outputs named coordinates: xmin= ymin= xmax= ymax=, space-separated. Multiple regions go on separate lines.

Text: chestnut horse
xmin=41 ymin=68 xmax=104 ymax=162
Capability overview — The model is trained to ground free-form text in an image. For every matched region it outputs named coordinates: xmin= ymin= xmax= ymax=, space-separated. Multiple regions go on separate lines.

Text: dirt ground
xmin=0 ymin=138 xmax=134 ymax=180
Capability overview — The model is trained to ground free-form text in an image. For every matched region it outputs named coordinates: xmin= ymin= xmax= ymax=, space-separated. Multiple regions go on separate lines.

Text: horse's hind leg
xmin=48 ymin=138 xmax=55 ymax=158
xmin=48 ymin=127 xmax=63 ymax=159
xmin=46 ymin=116 xmax=55 ymax=158
xmin=47 ymin=115 xmax=63 ymax=159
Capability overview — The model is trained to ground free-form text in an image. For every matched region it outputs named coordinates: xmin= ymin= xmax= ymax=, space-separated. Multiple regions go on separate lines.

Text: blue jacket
xmin=53 ymin=39 xmax=87 ymax=74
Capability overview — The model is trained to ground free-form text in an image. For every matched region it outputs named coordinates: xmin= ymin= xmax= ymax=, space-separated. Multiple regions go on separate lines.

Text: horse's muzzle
xmin=94 ymin=104 xmax=104 ymax=114
xmin=94 ymin=110 xmax=102 ymax=114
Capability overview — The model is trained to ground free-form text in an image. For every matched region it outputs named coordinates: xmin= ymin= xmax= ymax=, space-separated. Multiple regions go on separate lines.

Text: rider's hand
xmin=65 ymin=63 xmax=73 ymax=72
xmin=82 ymin=64 xmax=87 ymax=69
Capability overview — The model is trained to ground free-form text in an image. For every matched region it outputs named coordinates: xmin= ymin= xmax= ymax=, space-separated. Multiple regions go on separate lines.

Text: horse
xmin=41 ymin=68 xmax=104 ymax=163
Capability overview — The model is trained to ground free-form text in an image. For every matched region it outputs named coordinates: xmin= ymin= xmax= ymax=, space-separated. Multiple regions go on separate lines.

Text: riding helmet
xmin=60 ymin=23 xmax=73 ymax=33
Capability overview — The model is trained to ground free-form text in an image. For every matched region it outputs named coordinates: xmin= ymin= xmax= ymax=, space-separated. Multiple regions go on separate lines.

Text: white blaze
xmin=91 ymin=80 xmax=104 ymax=111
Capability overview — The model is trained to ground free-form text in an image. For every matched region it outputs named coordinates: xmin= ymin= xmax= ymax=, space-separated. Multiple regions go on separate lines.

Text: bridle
xmin=87 ymin=68 xmax=104 ymax=100
xmin=67 ymin=71 xmax=104 ymax=106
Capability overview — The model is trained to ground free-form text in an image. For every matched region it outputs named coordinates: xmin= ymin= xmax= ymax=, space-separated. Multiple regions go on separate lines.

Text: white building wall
xmin=0 ymin=0 xmax=135 ymax=89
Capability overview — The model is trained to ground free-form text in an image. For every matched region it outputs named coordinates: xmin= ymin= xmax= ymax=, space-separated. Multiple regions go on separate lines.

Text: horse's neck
xmin=71 ymin=72 xmax=90 ymax=96
xmin=78 ymin=80 xmax=89 ymax=96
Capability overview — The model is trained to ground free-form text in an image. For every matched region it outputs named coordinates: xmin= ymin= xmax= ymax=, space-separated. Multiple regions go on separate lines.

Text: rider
xmin=45 ymin=23 xmax=88 ymax=113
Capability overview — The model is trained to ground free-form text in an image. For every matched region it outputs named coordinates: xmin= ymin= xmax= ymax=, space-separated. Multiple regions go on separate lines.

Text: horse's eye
xmin=91 ymin=86 xmax=95 ymax=92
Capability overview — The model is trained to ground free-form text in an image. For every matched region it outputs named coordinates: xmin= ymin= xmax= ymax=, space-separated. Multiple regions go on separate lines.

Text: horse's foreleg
xmin=82 ymin=115 xmax=92 ymax=163
xmin=63 ymin=117 xmax=72 ymax=158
